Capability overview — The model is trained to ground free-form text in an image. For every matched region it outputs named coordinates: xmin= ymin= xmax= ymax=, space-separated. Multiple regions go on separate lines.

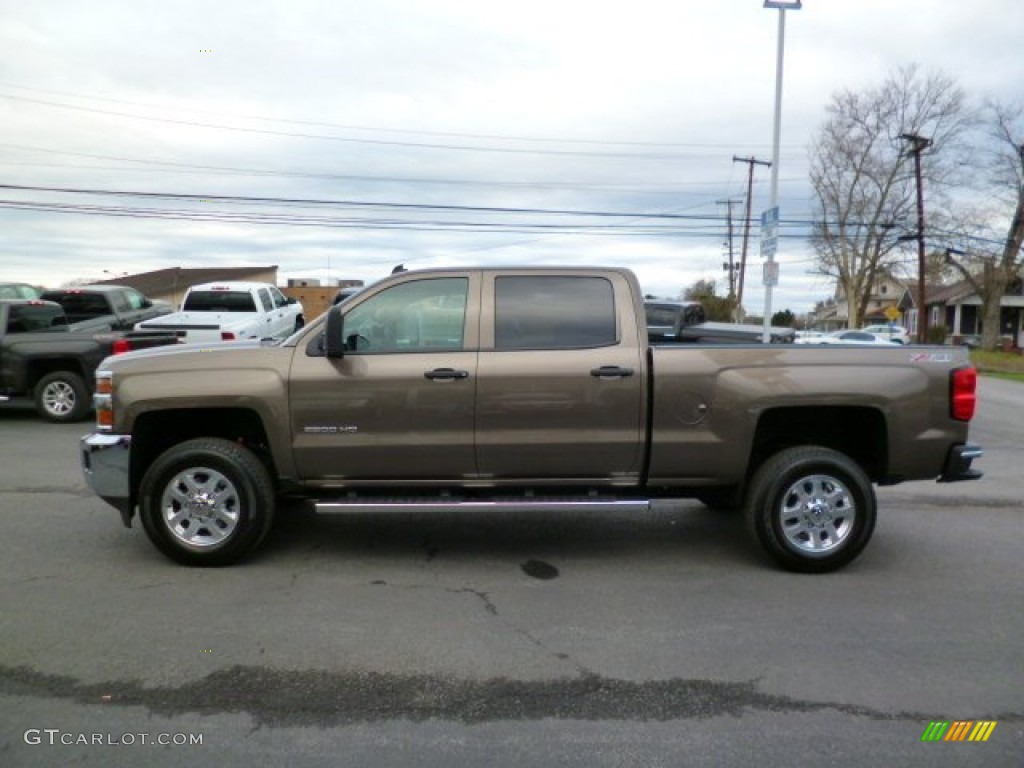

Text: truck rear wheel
xmin=139 ymin=438 xmax=275 ymax=566
xmin=745 ymin=446 xmax=876 ymax=573
xmin=34 ymin=371 xmax=90 ymax=422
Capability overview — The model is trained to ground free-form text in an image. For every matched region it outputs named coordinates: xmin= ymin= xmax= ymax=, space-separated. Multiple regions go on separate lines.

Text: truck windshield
xmin=183 ymin=291 xmax=257 ymax=312
xmin=6 ymin=304 xmax=67 ymax=333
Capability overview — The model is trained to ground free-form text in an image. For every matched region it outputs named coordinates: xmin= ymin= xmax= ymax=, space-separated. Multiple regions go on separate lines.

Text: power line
xmin=3 ymin=180 xmax=1008 ymax=249
xmin=0 ymin=143 xmax=808 ymax=190
xmin=0 ymin=182 xmax=740 ymax=220
xmin=1 ymin=92 xmax=793 ymax=161
xmin=0 ymin=81 xmax=807 ymax=151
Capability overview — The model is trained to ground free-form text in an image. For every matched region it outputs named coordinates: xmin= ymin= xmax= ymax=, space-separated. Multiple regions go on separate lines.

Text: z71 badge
xmin=910 ymin=352 xmax=952 ymax=363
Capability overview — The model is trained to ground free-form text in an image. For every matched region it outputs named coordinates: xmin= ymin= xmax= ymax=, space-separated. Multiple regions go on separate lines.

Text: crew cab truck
xmin=80 ymin=267 xmax=982 ymax=572
xmin=0 ymin=299 xmax=179 ymax=422
xmin=40 ymin=285 xmax=171 ymax=331
xmin=135 ymin=281 xmax=303 ymax=343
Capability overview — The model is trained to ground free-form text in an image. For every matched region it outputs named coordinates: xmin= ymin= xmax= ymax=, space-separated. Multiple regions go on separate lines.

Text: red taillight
xmin=111 ymin=339 xmax=132 ymax=355
xmin=951 ymin=366 xmax=977 ymax=421
xmin=220 ymin=331 xmax=236 ymax=341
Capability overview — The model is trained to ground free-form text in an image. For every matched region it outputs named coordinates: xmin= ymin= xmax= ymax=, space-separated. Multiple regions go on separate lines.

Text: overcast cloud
xmin=2 ymin=0 xmax=1022 ymax=313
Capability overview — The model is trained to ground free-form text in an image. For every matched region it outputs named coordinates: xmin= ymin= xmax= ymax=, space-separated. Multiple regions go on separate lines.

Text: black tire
xmin=34 ymin=371 xmax=90 ymax=423
xmin=745 ymin=446 xmax=876 ymax=573
xmin=294 ymin=315 xmax=305 ymax=332
xmin=139 ymin=438 xmax=276 ymax=566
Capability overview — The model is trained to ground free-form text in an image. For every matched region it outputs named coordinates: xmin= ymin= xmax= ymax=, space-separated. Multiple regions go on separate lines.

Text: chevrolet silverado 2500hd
xmin=80 ymin=267 xmax=982 ymax=572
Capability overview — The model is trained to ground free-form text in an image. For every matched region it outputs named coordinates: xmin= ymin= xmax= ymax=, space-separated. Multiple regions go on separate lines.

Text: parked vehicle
xmin=331 ymin=286 xmax=363 ymax=306
xmin=81 ymin=266 xmax=981 ymax=573
xmin=645 ymin=301 xmax=796 ymax=344
xmin=136 ymin=281 xmax=304 ymax=343
xmin=860 ymin=324 xmax=910 ymax=344
xmin=40 ymin=285 xmax=172 ymax=331
xmin=0 ymin=283 xmax=41 ymax=300
xmin=796 ymin=330 xmax=901 ymax=345
xmin=0 ymin=299 xmax=180 ymax=422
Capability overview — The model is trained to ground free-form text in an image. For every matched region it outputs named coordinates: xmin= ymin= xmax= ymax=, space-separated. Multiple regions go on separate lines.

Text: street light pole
xmin=761 ymin=0 xmax=801 ymax=343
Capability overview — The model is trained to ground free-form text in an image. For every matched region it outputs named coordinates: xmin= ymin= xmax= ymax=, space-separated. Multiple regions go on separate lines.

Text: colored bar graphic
xmin=921 ymin=720 xmax=997 ymax=742
xmin=921 ymin=721 xmax=949 ymax=742
xmin=968 ymin=722 xmax=997 ymax=742
xmin=945 ymin=721 xmax=973 ymax=741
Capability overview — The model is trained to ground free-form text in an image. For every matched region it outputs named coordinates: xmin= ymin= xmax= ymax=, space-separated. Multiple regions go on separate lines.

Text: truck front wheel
xmin=745 ymin=446 xmax=876 ymax=573
xmin=35 ymin=371 xmax=90 ymax=422
xmin=139 ymin=438 xmax=275 ymax=566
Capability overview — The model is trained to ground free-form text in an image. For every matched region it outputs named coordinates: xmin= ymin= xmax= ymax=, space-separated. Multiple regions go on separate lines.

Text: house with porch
xmin=810 ymin=271 xmax=1024 ymax=347
xmin=910 ymin=277 xmax=1024 ymax=348
xmin=807 ymin=275 xmax=907 ymax=331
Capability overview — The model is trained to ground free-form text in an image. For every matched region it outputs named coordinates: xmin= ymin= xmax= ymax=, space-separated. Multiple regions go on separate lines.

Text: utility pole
xmin=732 ymin=155 xmax=771 ymax=321
xmin=717 ymin=198 xmax=743 ymax=307
xmin=900 ymin=132 xmax=932 ymax=343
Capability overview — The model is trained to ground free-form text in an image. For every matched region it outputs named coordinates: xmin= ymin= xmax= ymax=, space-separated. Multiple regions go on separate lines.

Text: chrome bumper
xmin=81 ymin=433 xmax=134 ymax=525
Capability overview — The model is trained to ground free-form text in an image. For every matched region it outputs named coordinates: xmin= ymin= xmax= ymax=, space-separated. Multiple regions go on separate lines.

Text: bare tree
xmin=809 ymin=66 xmax=971 ymax=328
xmin=943 ymin=101 xmax=1024 ymax=350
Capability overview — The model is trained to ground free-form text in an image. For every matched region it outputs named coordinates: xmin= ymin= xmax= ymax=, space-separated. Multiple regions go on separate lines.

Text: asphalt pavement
xmin=0 ymin=378 xmax=1021 ymax=767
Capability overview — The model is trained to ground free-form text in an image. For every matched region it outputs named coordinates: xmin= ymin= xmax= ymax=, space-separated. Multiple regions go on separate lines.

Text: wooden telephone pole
xmin=732 ymin=155 xmax=771 ymax=320
xmin=900 ymin=132 xmax=932 ymax=343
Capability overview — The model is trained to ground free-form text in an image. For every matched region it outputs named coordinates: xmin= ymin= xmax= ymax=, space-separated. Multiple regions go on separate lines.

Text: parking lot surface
xmin=1 ymin=378 xmax=1022 ymax=766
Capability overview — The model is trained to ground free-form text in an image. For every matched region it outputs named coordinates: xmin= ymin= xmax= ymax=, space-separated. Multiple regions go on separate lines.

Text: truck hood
xmin=100 ymin=338 xmax=276 ymax=371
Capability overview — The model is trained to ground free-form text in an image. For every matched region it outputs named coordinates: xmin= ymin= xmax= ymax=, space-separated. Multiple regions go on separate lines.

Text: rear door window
xmin=494 ymin=276 xmax=617 ymax=350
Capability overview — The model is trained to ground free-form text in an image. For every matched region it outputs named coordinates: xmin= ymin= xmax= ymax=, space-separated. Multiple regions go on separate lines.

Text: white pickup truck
xmin=135 ymin=282 xmax=304 ymax=343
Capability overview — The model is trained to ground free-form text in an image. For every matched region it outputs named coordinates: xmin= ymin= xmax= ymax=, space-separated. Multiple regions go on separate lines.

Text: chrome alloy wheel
xmin=778 ymin=474 xmax=856 ymax=555
xmin=41 ymin=380 xmax=77 ymax=417
xmin=160 ymin=466 xmax=241 ymax=549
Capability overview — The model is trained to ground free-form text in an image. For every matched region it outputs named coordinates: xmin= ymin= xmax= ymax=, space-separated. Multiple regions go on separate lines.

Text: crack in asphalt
xmin=7 ymin=663 xmax=1015 ymax=728
xmin=369 ymin=580 xmax=587 ymax=672
xmin=446 ymin=587 xmax=499 ymax=616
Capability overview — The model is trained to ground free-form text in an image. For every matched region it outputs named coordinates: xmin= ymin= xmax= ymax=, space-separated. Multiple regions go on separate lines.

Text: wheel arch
xmin=130 ymin=407 xmax=277 ymax=514
xmin=748 ymin=406 xmax=888 ymax=483
xmin=26 ymin=358 xmax=90 ymax=391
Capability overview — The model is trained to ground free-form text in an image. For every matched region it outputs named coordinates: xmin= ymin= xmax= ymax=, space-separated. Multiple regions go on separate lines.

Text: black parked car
xmin=40 ymin=284 xmax=171 ymax=331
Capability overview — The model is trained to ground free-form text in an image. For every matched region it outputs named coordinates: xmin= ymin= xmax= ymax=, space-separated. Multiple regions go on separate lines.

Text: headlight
xmin=94 ymin=370 xmax=114 ymax=431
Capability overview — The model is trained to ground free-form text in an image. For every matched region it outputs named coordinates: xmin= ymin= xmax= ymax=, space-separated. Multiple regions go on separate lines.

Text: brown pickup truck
xmin=80 ymin=267 xmax=982 ymax=572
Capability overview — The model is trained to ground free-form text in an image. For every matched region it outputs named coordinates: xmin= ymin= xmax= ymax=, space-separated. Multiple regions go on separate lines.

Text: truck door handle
xmin=424 ymin=368 xmax=470 ymax=381
xmin=590 ymin=366 xmax=634 ymax=379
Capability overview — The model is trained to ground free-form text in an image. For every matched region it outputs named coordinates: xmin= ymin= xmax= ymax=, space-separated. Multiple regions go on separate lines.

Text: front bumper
xmin=81 ymin=433 xmax=134 ymax=526
xmin=937 ymin=443 xmax=984 ymax=483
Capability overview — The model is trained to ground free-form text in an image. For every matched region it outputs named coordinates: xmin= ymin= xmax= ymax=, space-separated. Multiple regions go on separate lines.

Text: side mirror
xmin=286 ymin=296 xmax=297 ymax=305
xmin=324 ymin=305 xmax=345 ymax=358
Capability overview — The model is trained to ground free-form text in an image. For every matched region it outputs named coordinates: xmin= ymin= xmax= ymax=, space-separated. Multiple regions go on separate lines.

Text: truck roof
xmin=55 ymin=285 xmax=125 ymax=293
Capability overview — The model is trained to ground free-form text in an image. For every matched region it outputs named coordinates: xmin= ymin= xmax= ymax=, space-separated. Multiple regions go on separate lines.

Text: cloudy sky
xmin=3 ymin=0 xmax=1022 ymax=314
